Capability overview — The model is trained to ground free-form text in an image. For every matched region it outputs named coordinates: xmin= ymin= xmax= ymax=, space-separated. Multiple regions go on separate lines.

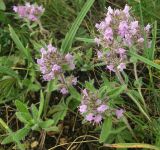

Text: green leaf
xmin=110 ymin=126 xmax=126 ymax=134
xmin=75 ymin=37 xmax=94 ymax=43
xmin=0 ymin=118 xmax=25 ymax=150
xmin=69 ymin=86 xmax=81 ymax=102
xmin=31 ymin=104 xmax=39 ymax=121
xmin=129 ymin=51 xmax=160 ymax=70
xmin=61 ymin=0 xmax=95 ymax=53
xmin=99 ymin=117 xmax=112 ymax=143
xmin=2 ymin=126 xmax=30 ymax=144
xmin=8 ymin=25 xmax=32 ymax=62
xmin=49 ymin=100 xmax=68 ymax=125
xmin=0 ymin=0 xmax=6 ymax=11
xmin=39 ymin=119 xmax=54 ymax=129
xmin=0 ymin=66 xmax=19 ymax=79
xmin=44 ymin=126 xmax=59 ymax=132
xmin=38 ymin=90 xmax=44 ymax=119
xmin=108 ymin=85 xmax=127 ymax=98
xmin=16 ymin=112 xmax=32 ymax=124
xmin=15 ymin=100 xmax=29 ymax=114
xmin=85 ymin=80 xmax=96 ymax=92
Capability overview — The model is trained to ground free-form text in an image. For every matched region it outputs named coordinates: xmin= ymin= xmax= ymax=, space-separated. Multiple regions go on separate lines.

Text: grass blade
xmin=61 ymin=0 xmax=95 ymax=53
xmin=8 ymin=25 xmax=32 ymax=62
xmin=0 ymin=66 xmax=19 ymax=79
xmin=129 ymin=51 xmax=160 ymax=70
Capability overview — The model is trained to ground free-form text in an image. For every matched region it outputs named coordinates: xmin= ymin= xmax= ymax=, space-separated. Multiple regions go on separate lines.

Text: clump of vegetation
xmin=0 ymin=0 xmax=160 ymax=150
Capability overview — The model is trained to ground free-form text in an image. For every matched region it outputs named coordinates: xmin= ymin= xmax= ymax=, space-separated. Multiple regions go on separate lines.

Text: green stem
xmin=133 ymin=63 xmax=147 ymax=110
xmin=115 ymin=71 xmax=151 ymax=122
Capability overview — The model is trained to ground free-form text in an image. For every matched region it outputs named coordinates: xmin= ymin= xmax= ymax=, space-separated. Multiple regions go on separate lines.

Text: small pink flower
xmin=96 ymin=99 xmax=102 ymax=105
xmin=72 ymin=77 xmax=77 ymax=85
xmin=123 ymin=5 xmax=130 ymax=17
xmin=79 ymin=104 xmax=87 ymax=114
xmin=97 ymin=51 xmax=103 ymax=59
xmin=60 ymin=87 xmax=68 ymax=95
xmin=106 ymin=64 xmax=115 ymax=72
xmin=99 ymin=21 xmax=107 ymax=30
xmin=94 ymin=38 xmax=101 ymax=46
xmin=94 ymin=114 xmax=102 ymax=124
xmin=52 ymin=64 xmax=61 ymax=72
xmin=104 ymin=27 xmax=113 ymax=41
xmin=115 ymin=109 xmax=124 ymax=119
xmin=13 ymin=6 xmax=18 ymax=12
xmin=117 ymin=48 xmax=126 ymax=55
xmin=65 ymin=53 xmax=75 ymax=70
xmin=47 ymin=44 xmax=57 ymax=52
xmin=117 ymin=63 xmax=126 ymax=71
xmin=145 ymin=24 xmax=151 ymax=32
xmin=107 ymin=6 xmax=113 ymax=15
xmin=105 ymin=15 xmax=112 ymax=25
xmin=82 ymin=89 xmax=88 ymax=97
xmin=114 ymin=9 xmax=120 ymax=15
xmin=118 ymin=21 xmax=129 ymax=37
xmin=86 ymin=113 xmax=94 ymax=122
xmin=97 ymin=104 xmax=108 ymax=113
xmin=130 ymin=21 xmax=138 ymax=35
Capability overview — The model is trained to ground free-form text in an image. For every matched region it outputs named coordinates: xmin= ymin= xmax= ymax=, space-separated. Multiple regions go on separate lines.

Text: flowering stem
xmin=43 ymin=84 xmax=52 ymax=117
xmin=115 ymin=70 xmax=125 ymax=85
xmin=37 ymin=20 xmax=49 ymax=36
xmin=60 ymin=73 xmax=69 ymax=89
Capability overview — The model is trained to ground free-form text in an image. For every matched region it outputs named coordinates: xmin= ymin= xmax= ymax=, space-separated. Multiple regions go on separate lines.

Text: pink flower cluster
xmin=78 ymin=89 xmax=125 ymax=124
xmin=95 ymin=5 xmax=151 ymax=72
xmin=37 ymin=44 xmax=75 ymax=81
xmin=13 ymin=3 xmax=45 ymax=21
xmin=78 ymin=89 xmax=109 ymax=124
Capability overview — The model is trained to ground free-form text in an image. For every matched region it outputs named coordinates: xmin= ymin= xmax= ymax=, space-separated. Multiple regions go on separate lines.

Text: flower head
xmin=37 ymin=44 xmax=75 ymax=81
xmin=13 ymin=3 xmax=45 ymax=21
xmin=60 ymin=87 xmax=68 ymax=95
xmin=97 ymin=104 xmax=109 ymax=113
xmin=115 ymin=109 xmax=124 ymax=119
xmin=94 ymin=114 xmax=102 ymax=124
xmin=86 ymin=113 xmax=94 ymax=122
xmin=79 ymin=105 xmax=87 ymax=114
xmin=95 ymin=5 xmax=151 ymax=73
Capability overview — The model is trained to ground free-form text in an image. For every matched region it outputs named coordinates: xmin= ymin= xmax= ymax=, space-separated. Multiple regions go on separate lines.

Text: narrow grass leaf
xmin=2 ymin=126 xmax=30 ymax=145
xmin=15 ymin=100 xmax=29 ymax=114
xmin=8 ymin=25 xmax=32 ymax=62
xmin=61 ymin=0 xmax=95 ymax=53
xmin=99 ymin=116 xmax=112 ymax=143
xmin=129 ymin=51 xmax=160 ymax=70
xmin=0 ymin=66 xmax=19 ymax=79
